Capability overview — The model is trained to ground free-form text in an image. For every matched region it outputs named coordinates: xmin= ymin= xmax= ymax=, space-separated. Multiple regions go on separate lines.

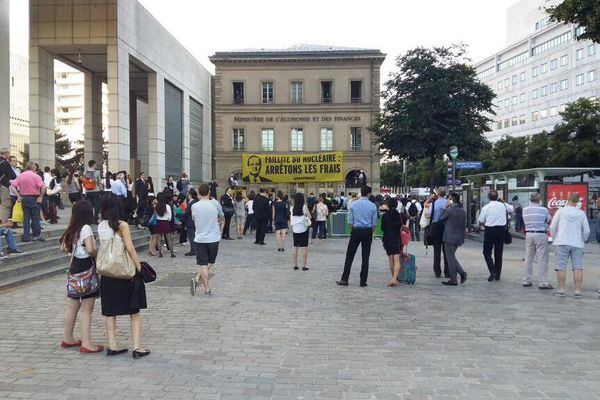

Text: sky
xmin=10 ymin=0 xmax=518 ymax=82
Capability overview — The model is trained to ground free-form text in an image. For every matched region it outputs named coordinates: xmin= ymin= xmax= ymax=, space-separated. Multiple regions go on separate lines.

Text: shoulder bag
xmin=66 ymin=242 xmax=100 ymax=299
xmin=96 ymin=233 xmax=136 ymax=279
xmin=504 ymin=206 xmax=512 ymax=245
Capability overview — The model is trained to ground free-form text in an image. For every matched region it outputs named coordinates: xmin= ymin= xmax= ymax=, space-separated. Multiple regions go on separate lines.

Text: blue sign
xmin=456 ymin=161 xmax=483 ymax=169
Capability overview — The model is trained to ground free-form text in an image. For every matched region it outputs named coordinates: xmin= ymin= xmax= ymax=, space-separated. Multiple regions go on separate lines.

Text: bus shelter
xmin=460 ymin=168 xmax=600 ymax=231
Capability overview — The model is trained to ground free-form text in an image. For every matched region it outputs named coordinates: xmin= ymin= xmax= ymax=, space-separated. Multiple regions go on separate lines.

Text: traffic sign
xmin=449 ymin=146 xmax=459 ymax=160
xmin=456 ymin=161 xmax=483 ymax=169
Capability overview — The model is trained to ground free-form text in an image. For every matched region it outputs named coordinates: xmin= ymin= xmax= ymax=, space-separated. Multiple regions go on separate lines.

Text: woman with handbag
xmin=289 ymin=193 xmax=311 ymax=271
xmin=97 ymin=197 xmax=150 ymax=359
xmin=381 ymin=197 xmax=403 ymax=287
xmin=59 ymin=200 xmax=103 ymax=353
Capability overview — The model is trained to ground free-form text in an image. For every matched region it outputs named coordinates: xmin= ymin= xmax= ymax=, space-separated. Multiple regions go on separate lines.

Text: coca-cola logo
xmin=547 ymin=196 xmax=583 ymax=209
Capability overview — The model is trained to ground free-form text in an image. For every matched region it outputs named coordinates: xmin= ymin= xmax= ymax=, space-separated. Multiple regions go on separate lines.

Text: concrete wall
xmin=0 ymin=0 xmax=10 ymax=150
xmin=117 ymin=0 xmax=212 ymax=184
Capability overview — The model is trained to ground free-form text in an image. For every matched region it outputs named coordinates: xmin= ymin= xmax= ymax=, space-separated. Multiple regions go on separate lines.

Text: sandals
xmin=80 ymin=345 xmax=104 ymax=354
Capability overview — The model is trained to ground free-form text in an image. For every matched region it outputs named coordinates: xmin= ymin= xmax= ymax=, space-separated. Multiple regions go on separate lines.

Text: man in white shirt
xmin=522 ymin=192 xmax=552 ymax=289
xmin=550 ymin=192 xmax=590 ymax=298
xmin=478 ymin=190 xmax=514 ymax=282
xmin=190 ymin=183 xmax=224 ymax=296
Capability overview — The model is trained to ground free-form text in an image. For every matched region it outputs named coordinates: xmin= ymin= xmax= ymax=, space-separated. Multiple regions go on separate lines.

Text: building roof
xmin=461 ymin=167 xmax=600 ymax=180
xmin=210 ymin=44 xmax=386 ymax=63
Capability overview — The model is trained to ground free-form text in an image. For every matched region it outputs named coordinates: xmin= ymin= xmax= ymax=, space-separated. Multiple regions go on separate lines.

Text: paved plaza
xmin=1 ymin=232 xmax=600 ymax=400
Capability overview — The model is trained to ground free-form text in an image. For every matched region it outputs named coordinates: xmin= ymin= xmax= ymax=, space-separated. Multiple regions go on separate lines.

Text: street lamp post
xmin=449 ymin=146 xmax=458 ymax=193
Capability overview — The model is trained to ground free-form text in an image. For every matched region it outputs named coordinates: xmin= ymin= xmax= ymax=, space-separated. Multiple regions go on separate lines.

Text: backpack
xmin=82 ymin=171 xmax=97 ymax=190
xmin=408 ymin=201 xmax=419 ymax=218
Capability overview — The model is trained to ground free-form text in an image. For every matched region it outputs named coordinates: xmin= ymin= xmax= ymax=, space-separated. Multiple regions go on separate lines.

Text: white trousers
xmin=523 ymin=232 xmax=549 ymax=286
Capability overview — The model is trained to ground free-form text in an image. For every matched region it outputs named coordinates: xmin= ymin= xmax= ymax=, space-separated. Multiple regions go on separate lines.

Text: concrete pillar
xmin=29 ymin=46 xmax=55 ymax=168
xmin=136 ymin=99 xmax=149 ymax=175
xmin=84 ymin=72 xmax=104 ymax=165
xmin=182 ymin=92 xmax=190 ymax=176
xmin=129 ymin=93 xmax=139 ymax=176
xmin=0 ymin=0 xmax=9 ymax=150
xmin=106 ymin=44 xmax=130 ymax=172
xmin=147 ymin=71 xmax=165 ymax=185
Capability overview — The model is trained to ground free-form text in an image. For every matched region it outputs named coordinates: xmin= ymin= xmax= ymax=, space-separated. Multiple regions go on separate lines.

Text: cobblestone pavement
xmin=1 ymin=232 xmax=600 ymax=400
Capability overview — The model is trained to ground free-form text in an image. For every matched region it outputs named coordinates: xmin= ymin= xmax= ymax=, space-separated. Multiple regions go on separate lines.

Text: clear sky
xmin=136 ymin=0 xmax=517 ymax=81
xmin=10 ymin=0 xmax=517 ymax=81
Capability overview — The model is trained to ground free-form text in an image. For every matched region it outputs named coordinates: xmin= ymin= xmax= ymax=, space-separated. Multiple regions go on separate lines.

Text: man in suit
xmin=242 ymin=156 xmax=272 ymax=183
xmin=439 ymin=192 xmax=467 ymax=286
xmin=220 ymin=188 xmax=234 ymax=240
xmin=252 ymin=188 xmax=270 ymax=245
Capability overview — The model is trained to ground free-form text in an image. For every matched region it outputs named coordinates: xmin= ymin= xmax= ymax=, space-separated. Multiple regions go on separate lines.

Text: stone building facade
xmin=210 ymin=45 xmax=385 ymax=195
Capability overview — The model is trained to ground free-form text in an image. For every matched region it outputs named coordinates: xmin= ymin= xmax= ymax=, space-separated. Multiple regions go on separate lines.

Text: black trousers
xmin=341 ymin=228 xmax=373 ymax=284
xmin=433 ymin=240 xmax=449 ymax=277
xmin=243 ymin=214 xmax=254 ymax=234
xmin=483 ymin=226 xmax=505 ymax=278
xmin=85 ymin=191 xmax=101 ymax=223
xmin=223 ymin=213 xmax=233 ymax=238
xmin=255 ymin=218 xmax=267 ymax=244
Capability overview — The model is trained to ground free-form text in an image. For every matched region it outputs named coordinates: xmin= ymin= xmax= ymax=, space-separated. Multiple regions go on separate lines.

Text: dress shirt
xmin=479 ymin=201 xmax=514 ymax=227
xmin=110 ymin=179 xmax=128 ymax=197
xmin=11 ymin=170 xmax=45 ymax=196
xmin=522 ymin=203 xmax=549 ymax=232
xmin=432 ymin=197 xmax=448 ymax=223
xmin=348 ymin=197 xmax=377 ymax=228
xmin=9 ymin=167 xmax=20 ymax=196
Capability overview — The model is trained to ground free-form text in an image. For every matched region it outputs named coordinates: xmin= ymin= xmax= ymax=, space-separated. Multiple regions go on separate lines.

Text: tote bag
xmin=96 ymin=234 xmax=136 ymax=279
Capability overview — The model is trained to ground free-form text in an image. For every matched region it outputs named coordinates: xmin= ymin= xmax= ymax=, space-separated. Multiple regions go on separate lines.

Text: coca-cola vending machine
xmin=546 ymin=183 xmax=588 ymax=218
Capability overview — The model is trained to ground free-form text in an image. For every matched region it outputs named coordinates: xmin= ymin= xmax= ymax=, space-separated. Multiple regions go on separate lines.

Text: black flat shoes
xmin=106 ymin=348 xmax=128 ymax=356
xmin=132 ymin=349 xmax=151 ymax=359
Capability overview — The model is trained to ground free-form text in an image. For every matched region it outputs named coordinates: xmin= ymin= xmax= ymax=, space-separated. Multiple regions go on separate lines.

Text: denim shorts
xmin=554 ymin=245 xmax=584 ymax=271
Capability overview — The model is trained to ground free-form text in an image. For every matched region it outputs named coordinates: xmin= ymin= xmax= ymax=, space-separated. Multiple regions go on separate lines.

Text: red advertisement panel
xmin=546 ymin=183 xmax=588 ymax=217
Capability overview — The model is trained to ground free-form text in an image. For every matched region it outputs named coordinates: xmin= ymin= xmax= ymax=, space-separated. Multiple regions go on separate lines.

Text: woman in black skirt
xmin=98 ymin=197 xmax=150 ymax=359
xmin=381 ymin=197 xmax=402 ymax=287
xmin=59 ymin=200 xmax=103 ymax=353
xmin=154 ymin=192 xmax=175 ymax=258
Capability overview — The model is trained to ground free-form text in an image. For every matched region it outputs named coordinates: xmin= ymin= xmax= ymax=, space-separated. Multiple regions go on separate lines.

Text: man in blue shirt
xmin=337 ymin=185 xmax=378 ymax=287
xmin=426 ymin=188 xmax=449 ymax=278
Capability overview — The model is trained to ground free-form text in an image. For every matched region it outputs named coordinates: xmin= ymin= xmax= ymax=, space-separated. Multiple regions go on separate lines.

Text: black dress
xmin=381 ymin=210 xmax=402 ymax=256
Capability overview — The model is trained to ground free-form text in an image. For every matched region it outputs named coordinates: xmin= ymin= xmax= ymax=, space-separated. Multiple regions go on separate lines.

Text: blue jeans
xmin=21 ymin=196 xmax=41 ymax=241
xmin=0 ymin=228 xmax=17 ymax=251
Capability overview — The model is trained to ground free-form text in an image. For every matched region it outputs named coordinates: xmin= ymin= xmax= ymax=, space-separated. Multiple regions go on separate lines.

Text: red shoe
xmin=60 ymin=340 xmax=81 ymax=348
xmin=80 ymin=345 xmax=104 ymax=353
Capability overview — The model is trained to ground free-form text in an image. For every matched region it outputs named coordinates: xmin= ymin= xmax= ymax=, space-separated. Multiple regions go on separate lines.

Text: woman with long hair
xmin=381 ymin=197 xmax=402 ymax=287
xmin=184 ymin=189 xmax=199 ymax=256
xmin=67 ymin=167 xmax=82 ymax=204
xmin=97 ymin=196 xmax=150 ymax=359
xmin=146 ymin=176 xmax=155 ymax=197
xmin=233 ymin=192 xmax=246 ymax=240
xmin=272 ymin=191 xmax=289 ymax=251
xmin=289 ymin=193 xmax=310 ymax=271
xmin=145 ymin=196 xmax=159 ymax=256
xmin=59 ymin=200 xmax=103 ymax=353
xmin=154 ymin=192 xmax=175 ymax=258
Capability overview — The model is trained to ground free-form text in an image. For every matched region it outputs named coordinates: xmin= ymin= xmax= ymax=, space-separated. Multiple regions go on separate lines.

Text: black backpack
xmin=408 ymin=201 xmax=419 ymax=218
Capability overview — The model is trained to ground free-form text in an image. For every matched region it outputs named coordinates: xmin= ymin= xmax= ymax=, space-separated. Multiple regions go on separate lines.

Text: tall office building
xmin=475 ymin=0 xmax=600 ymax=141
xmin=54 ymin=61 xmax=109 ymax=143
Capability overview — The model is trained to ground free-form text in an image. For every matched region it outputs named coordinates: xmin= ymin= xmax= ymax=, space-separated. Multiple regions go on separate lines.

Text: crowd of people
xmin=0 ymin=146 xmax=597 ymax=360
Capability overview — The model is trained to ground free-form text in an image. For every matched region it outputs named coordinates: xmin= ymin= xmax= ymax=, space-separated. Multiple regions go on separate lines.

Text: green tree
xmin=550 ymin=97 xmax=600 ymax=167
xmin=405 ymin=158 xmax=447 ymax=188
xmin=547 ymin=0 xmax=600 ymax=43
xmin=54 ymin=129 xmax=74 ymax=174
xmin=379 ymin=161 xmax=404 ymax=189
xmin=523 ymin=131 xmax=551 ymax=168
xmin=372 ymin=45 xmax=495 ymax=187
xmin=481 ymin=135 xmax=529 ymax=172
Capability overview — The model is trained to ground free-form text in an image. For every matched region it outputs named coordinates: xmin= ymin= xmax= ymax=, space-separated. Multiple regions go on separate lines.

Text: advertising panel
xmin=241 ymin=152 xmax=344 ymax=183
xmin=546 ymin=183 xmax=588 ymax=217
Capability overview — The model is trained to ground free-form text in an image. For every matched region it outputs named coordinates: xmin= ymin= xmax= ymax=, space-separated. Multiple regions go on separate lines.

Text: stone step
xmin=0 ymin=234 xmax=150 ymax=291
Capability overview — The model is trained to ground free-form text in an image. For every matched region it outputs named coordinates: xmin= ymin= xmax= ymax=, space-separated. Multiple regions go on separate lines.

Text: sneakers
xmin=538 ymin=284 xmax=553 ymax=290
xmin=190 ymin=278 xmax=197 ymax=296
